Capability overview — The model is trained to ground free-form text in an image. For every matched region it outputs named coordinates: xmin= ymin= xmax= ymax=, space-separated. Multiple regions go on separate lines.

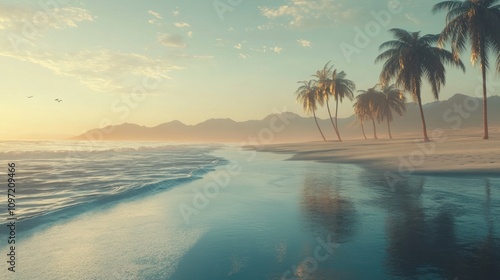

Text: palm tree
xmin=313 ymin=62 xmax=342 ymax=142
xmin=376 ymin=28 xmax=465 ymax=142
xmin=433 ymin=0 xmax=500 ymax=140
xmin=330 ymin=69 xmax=356 ymax=140
xmin=354 ymin=87 xmax=379 ymax=139
xmin=374 ymin=84 xmax=407 ymax=139
xmin=353 ymin=96 xmax=369 ymax=140
xmin=296 ymin=80 xmax=327 ymax=141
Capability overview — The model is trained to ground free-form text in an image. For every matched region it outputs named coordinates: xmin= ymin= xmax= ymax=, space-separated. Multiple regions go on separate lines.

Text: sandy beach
xmin=252 ymin=127 xmax=500 ymax=175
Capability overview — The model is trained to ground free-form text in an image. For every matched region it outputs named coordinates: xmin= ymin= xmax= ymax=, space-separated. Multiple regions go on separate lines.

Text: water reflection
xmin=300 ymin=171 xmax=359 ymax=243
xmin=372 ymin=175 xmax=499 ymax=279
xmin=295 ymin=171 xmax=360 ymax=279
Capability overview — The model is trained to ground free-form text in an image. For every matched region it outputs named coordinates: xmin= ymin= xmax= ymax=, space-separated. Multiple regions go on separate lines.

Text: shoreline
xmin=251 ymin=130 xmax=500 ymax=176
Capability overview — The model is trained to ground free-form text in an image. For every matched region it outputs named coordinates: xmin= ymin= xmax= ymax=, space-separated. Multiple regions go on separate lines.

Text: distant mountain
xmin=73 ymin=94 xmax=500 ymax=142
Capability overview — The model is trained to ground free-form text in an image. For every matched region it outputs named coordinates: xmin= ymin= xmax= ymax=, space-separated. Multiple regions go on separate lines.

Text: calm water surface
xmin=1 ymin=143 xmax=498 ymax=279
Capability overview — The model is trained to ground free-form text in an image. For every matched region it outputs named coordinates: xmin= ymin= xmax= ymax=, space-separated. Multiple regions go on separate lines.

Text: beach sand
xmin=252 ymin=128 xmax=500 ymax=175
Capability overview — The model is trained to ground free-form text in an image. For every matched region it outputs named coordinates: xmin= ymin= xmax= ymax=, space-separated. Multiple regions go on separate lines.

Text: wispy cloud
xmin=148 ymin=10 xmax=162 ymax=19
xmin=158 ymin=33 xmax=187 ymax=48
xmin=260 ymin=0 xmax=357 ymax=28
xmin=239 ymin=53 xmax=250 ymax=59
xmin=405 ymin=13 xmax=419 ymax=24
xmin=234 ymin=43 xmax=242 ymax=50
xmin=174 ymin=22 xmax=191 ymax=28
xmin=0 ymin=4 xmax=94 ymax=36
xmin=187 ymin=31 xmax=193 ymax=38
xmin=297 ymin=39 xmax=312 ymax=47
xmin=271 ymin=46 xmax=283 ymax=54
xmin=215 ymin=38 xmax=225 ymax=47
xmin=148 ymin=10 xmax=163 ymax=25
xmin=0 ymin=48 xmax=179 ymax=93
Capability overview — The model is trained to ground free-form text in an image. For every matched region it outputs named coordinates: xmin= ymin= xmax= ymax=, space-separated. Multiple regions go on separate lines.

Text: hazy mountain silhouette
xmin=73 ymin=94 xmax=500 ymax=142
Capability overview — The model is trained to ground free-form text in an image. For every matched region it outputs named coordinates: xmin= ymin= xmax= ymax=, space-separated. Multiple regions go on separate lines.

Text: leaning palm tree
xmin=374 ymin=84 xmax=407 ymax=139
xmin=376 ymin=28 xmax=465 ymax=142
xmin=313 ymin=62 xmax=342 ymax=142
xmin=330 ymin=69 xmax=356 ymax=140
xmin=353 ymin=96 xmax=370 ymax=140
xmin=296 ymin=80 xmax=327 ymax=141
xmin=433 ymin=0 xmax=500 ymax=140
xmin=354 ymin=87 xmax=379 ymax=140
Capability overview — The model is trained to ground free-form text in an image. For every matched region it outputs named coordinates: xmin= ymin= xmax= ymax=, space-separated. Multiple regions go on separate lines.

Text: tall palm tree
xmin=433 ymin=0 xmax=500 ymax=140
xmin=296 ymin=80 xmax=327 ymax=141
xmin=313 ymin=62 xmax=342 ymax=142
xmin=374 ymin=84 xmax=407 ymax=139
xmin=330 ymin=69 xmax=356 ymax=140
xmin=354 ymin=87 xmax=379 ymax=140
xmin=376 ymin=28 xmax=465 ymax=142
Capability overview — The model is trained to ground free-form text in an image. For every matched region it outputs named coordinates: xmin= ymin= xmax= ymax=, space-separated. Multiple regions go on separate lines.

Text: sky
xmin=1 ymin=0 xmax=499 ymax=139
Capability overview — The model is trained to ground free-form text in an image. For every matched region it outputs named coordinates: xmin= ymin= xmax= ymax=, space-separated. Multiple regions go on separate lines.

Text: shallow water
xmin=1 ymin=144 xmax=499 ymax=279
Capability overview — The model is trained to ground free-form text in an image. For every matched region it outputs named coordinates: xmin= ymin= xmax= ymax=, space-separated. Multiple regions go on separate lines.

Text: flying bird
xmin=27 ymin=96 xmax=33 ymax=98
xmin=55 ymin=99 xmax=62 ymax=102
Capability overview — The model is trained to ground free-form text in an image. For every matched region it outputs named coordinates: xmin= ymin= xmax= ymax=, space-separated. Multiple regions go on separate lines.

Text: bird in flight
xmin=55 ymin=98 xmax=62 ymax=102
xmin=27 ymin=96 xmax=33 ymax=98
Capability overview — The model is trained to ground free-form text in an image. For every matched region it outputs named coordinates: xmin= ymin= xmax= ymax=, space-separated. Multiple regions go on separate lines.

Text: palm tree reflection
xmin=376 ymin=176 xmax=499 ymax=278
xmin=301 ymin=172 xmax=358 ymax=243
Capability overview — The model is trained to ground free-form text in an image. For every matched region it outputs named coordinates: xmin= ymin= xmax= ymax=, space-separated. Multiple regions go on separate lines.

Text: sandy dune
xmin=252 ymin=128 xmax=500 ymax=175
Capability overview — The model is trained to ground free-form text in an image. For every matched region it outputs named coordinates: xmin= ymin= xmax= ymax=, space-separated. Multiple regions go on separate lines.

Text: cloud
xmin=0 ymin=4 xmax=94 ymax=34
xmin=173 ymin=10 xmax=179 ymax=16
xmin=187 ymin=31 xmax=193 ymax=38
xmin=234 ymin=43 xmax=242 ymax=50
xmin=158 ymin=33 xmax=186 ymax=48
xmin=0 ymin=48 xmax=179 ymax=93
xmin=271 ymin=46 xmax=283 ymax=54
xmin=174 ymin=22 xmax=190 ymax=28
xmin=215 ymin=38 xmax=224 ymax=47
xmin=239 ymin=53 xmax=250 ymax=59
xmin=297 ymin=39 xmax=312 ymax=47
xmin=148 ymin=10 xmax=162 ymax=19
xmin=260 ymin=0 xmax=357 ymax=28
xmin=405 ymin=13 xmax=419 ymax=24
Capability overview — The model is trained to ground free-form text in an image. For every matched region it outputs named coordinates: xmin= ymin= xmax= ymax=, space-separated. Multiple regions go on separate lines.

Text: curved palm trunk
xmin=335 ymin=98 xmax=342 ymax=141
xmin=481 ymin=62 xmax=489 ymax=140
xmin=313 ymin=110 xmax=326 ymax=141
xmin=361 ymin=121 xmax=367 ymax=140
xmin=416 ymin=89 xmax=430 ymax=142
xmin=372 ymin=118 xmax=378 ymax=139
xmin=326 ymin=100 xmax=342 ymax=142
xmin=387 ymin=114 xmax=392 ymax=139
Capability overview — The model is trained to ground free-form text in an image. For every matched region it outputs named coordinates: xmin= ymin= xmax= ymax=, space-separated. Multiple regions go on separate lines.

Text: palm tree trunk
xmin=335 ymin=98 xmax=342 ymax=141
xmin=481 ymin=62 xmax=489 ymax=140
xmin=416 ymin=90 xmax=430 ymax=142
xmin=313 ymin=110 xmax=326 ymax=141
xmin=387 ymin=113 xmax=392 ymax=139
xmin=372 ymin=118 xmax=378 ymax=139
xmin=361 ymin=121 xmax=367 ymax=140
xmin=326 ymin=100 xmax=342 ymax=142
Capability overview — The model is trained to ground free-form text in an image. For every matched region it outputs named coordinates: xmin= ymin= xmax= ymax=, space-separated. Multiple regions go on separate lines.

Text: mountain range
xmin=73 ymin=94 xmax=500 ymax=143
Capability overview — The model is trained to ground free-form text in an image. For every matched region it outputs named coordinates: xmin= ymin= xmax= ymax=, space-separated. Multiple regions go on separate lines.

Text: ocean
xmin=0 ymin=141 xmax=499 ymax=279
xmin=0 ymin=141 xmax=226 ymax=226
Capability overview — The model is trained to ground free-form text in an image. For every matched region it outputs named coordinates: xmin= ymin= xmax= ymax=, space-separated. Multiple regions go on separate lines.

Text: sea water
xmin=0 ymin=141 xmax=226 ymax=227
xmin=0 ymin=142 xmax=499 ymax=279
